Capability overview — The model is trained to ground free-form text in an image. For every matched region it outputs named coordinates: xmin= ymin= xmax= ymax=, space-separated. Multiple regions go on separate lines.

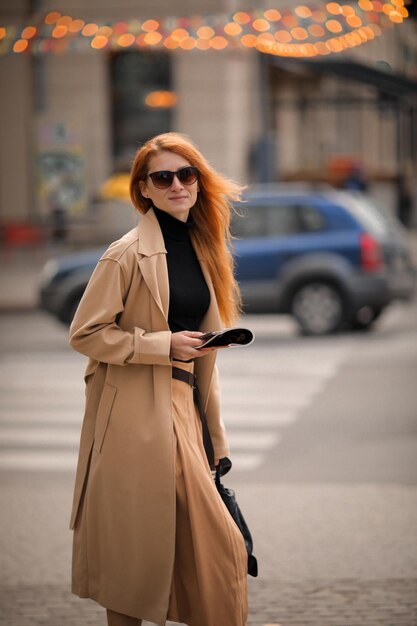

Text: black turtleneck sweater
xmin=154 ymin=207 xmax=210 ymax=333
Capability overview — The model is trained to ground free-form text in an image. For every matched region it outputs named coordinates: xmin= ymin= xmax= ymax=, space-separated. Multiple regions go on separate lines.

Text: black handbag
xmin=172 ymin=366 xmax=258 ymax=578
xmin=215 ymin=461 xmax=258 ymax=577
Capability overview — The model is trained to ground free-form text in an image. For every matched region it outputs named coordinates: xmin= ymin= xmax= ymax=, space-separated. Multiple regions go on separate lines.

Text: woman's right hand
xmin=170 ymin=331 xmax=214 ymax=361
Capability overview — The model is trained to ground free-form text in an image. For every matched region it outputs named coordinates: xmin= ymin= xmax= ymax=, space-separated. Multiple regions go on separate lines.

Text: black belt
xmin=172 ymin=366 xmax=215 ymax=469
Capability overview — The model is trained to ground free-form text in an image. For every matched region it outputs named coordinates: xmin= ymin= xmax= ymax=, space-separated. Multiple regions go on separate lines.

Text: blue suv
xmin=232 ymin=186 xmax=415 ymax=333
xmin=39 ymin=186 xmax=415 ymax=335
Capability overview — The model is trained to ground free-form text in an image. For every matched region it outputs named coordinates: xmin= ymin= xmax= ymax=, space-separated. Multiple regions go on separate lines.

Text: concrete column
xmin=0 ymin=55 xmax=33 ymax=222
xmin=173 ymin=48 xmax=261 ymax=184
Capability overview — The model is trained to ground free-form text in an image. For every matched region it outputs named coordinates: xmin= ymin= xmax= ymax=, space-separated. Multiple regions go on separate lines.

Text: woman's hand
xmin=170 ymin=331 xmax=215 ymax=361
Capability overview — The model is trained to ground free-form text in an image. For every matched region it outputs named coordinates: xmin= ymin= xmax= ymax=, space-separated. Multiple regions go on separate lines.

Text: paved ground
xmin=1 ymin=234 xmax=417 ymax=626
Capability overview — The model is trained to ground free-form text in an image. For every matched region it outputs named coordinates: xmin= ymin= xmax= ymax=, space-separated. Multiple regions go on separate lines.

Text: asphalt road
xmin=0 ymin=304 xmax=416 ymax=626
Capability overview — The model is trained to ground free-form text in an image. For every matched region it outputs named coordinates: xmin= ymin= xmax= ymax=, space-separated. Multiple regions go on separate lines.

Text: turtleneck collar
xmin=153 ymin=206 xmax=193 ymax=242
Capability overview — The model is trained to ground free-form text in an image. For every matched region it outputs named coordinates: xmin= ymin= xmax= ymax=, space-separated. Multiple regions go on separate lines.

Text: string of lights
xmin=0 ymin=1 xmax=410 ymax=57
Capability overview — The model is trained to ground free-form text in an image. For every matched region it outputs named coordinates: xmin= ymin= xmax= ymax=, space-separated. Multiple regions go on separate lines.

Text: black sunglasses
xmin=145 ymin=166 xmax=199 ymax=189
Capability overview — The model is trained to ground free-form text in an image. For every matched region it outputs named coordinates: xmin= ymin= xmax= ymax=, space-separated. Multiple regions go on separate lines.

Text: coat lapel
xmin=137 ymin=209 xmax=169 ymax=320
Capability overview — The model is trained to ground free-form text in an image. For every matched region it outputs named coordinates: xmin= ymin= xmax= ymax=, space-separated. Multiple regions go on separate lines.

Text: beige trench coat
xmin=69 ymin=208 xmax=230 ymax=625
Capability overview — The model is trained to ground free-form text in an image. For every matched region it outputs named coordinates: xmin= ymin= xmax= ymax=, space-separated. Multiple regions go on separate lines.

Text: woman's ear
xmin=139 ymin=180 xmax=148 ymax=198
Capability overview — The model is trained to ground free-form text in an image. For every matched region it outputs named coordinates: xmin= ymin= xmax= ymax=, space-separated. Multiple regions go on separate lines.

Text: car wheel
xmin=291 ymin=282 xmax=344 ymax=335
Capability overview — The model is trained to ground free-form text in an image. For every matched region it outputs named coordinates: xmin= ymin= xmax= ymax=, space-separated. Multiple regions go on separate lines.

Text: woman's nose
xmin=170 ymin=174 xmax=184 ymax=190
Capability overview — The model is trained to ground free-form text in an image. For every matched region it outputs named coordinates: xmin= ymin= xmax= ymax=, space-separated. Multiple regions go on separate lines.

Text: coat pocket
xmin=93 ymin=383 xmax=117 ymax=453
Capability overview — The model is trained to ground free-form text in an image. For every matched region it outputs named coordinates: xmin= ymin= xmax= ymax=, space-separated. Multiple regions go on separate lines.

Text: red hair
xmin=130 ymin=132 xmax=243 ymax=326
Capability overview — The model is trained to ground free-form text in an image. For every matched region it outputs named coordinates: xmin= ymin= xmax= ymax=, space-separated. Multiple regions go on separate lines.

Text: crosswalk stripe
xmin=223 ymin=410 xmax=297 ymax=427
xmin=0 ymin=428 xmax=80 ymax=447
xmin=228 ymin=453 xmax=264 ymax=471
xmin=228 ymin=431 xmax=281 ymax=450
xmin=0 ymin=451 xmax=78 ymax=471
xmin=0 ymin=339 xmax=351 ymax=473
xmin=0 ymin=428 xmax=279 ymax=452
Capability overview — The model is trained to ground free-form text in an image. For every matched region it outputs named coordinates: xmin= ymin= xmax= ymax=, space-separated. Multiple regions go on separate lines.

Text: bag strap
xmin=172 ymin=366 xmax=215 ymax=469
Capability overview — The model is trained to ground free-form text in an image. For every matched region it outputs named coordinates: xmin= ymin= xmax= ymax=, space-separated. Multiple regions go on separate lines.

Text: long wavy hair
xmin=130 ymin=132 xmax=243 ymax=325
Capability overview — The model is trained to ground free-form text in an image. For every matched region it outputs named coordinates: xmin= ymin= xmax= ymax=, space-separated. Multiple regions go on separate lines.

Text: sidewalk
xmin=1 ymin=229 xmax=417 ymax=312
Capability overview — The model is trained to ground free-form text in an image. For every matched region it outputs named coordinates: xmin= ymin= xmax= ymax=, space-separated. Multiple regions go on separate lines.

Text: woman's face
xmin=139 ymin=150 xmax=199 ymax=222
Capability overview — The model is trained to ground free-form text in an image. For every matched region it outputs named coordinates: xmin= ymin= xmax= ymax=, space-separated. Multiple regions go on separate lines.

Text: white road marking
xmin=228 ymin=431 xmax=281 ymax=450
xmin=0 ymin=341 xmax=351 ymax=472
xmin=0 ymin=428 xmax=80 ymax=447
xmin=0 ymin=451 xmax=78 ymax=471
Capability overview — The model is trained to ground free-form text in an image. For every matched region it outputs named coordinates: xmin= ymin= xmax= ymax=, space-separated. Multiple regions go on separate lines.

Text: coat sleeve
xmin=69 ymin=258 xmax=172 ymax=366
xmin=205 ymin=364 xmax=230 ymax=459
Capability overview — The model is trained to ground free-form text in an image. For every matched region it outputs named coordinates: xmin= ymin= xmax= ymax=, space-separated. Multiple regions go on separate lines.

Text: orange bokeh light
xmin=91 ymin=35 xmax=108 ymax=49
xmin=233 ymin=12 xmax=251 ymax=24
xmin=316 ymin=41 xmax=331 ymax=54
xmin=326 ymin=3 xmax=342 ymax=14
xmin=224 ymin=22 xmax=242 ymax=36
xmin=82 ymin=23 xmax=99 ymax=37
xmin=311 ymin=10 xmax=327 ymax=22
xmin=0 ymin=27 xmax=6 ymax=40
xmin=282 ymin=15 xmax=298 ymax=28
xmin=57 ymin=15 xmax=72 ymax=26
xmin=195 ymin=38 xmax=210 ymax=50
xmin=291 ymin=27 xmax=308 ymax=40
xmin=346 ymin=15 xmax=362 ymax=27
xmin=275 ymin=30 xmax=292 ymax=43
xmin=117 ymin=33 xmax=135 ymax=47
xmin=391 ymin=0 xmax=404 ymax=6
xmin=142 ymin=19 xmax=159 ymax=32
xmin=240 ymin=33 xmax=257 ymax=47
xmin=264 ymin=9 xmax=281 ymax=21
xmin=197 ymin=26 xmax=215 ymax=39
xmin=68 ymin=19 xmax=85 ymax=33
xmin=358 ymin=0 xmax=373 ymax=9
xmin=179 ymin=36 xmax=196 ymax=49
xmin=210 ymin=36 xmax=228 ymax=49
xmin=44 ymin=12 xmax=60 ymax=25
xmin=52 ymin=25 xmax=68 ymax=38
xmin=144 ymin=31 xmax=162 ymax=45
xmin=257 ymin=32 xmax=275 ymax=43
xmin=308 ymin=24 xmax=325 ymax=37
xmin=389 ymin=10 xmax=403 ymax=22
xmin=295 ymin=5 xmax=312 ymax=18
xmin=328 ymin=38 xmax=343 ymax=52
xmin=163 ymin=36 xmax=179 ymax=49
xmin=171 ymin=28 xmax=189 ymax=42
xmin=341 ymin=5 xmax=355 ymax=16
xmin=98 ymin=26 xmax=112 ymax=37
xmin=326 ymin=19 xmax=343 ymax=32
xmin=252 ymin=18 xmax=270 ymax=32
xmin=145 ymin=91 xmax=177 ymax=108
xmin=13 ymin=39 xmax=28 ymax=52
xmin=22 ymin=26 xmax=37 ymax=39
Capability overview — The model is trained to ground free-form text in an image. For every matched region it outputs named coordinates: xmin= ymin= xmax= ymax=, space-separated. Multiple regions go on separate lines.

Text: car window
xmin=233 ymin=204 xmax=300 ymax=238
xmin=298 ymin=206 xmax=326 ymax=232
xmin=233 ymin=205 xmax=268 ymax=238
xmin=328 ymin=191 xmax=395 ymax=236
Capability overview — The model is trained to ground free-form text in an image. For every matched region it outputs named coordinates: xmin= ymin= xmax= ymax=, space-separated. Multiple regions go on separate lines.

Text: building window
xmin=110 ymin=51 xmax=173 ymax=169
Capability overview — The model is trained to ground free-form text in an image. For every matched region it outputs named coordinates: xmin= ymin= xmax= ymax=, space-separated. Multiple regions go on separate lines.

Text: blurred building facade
xmin=1 ymin=0 xmax=417 ymax=233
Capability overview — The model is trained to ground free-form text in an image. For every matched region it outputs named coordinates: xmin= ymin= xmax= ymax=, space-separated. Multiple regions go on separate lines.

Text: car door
xmin=232 ymin=199 xmax=302 ymax=312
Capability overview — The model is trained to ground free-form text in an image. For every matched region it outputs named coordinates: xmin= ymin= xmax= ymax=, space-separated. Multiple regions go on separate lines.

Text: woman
xmin=69 ymin=132 xmax=248 ymax=626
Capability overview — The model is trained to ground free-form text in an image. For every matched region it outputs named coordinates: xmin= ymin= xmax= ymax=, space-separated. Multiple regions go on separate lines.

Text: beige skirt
xmin=167 ymin=361 xmax=248 ymax=626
